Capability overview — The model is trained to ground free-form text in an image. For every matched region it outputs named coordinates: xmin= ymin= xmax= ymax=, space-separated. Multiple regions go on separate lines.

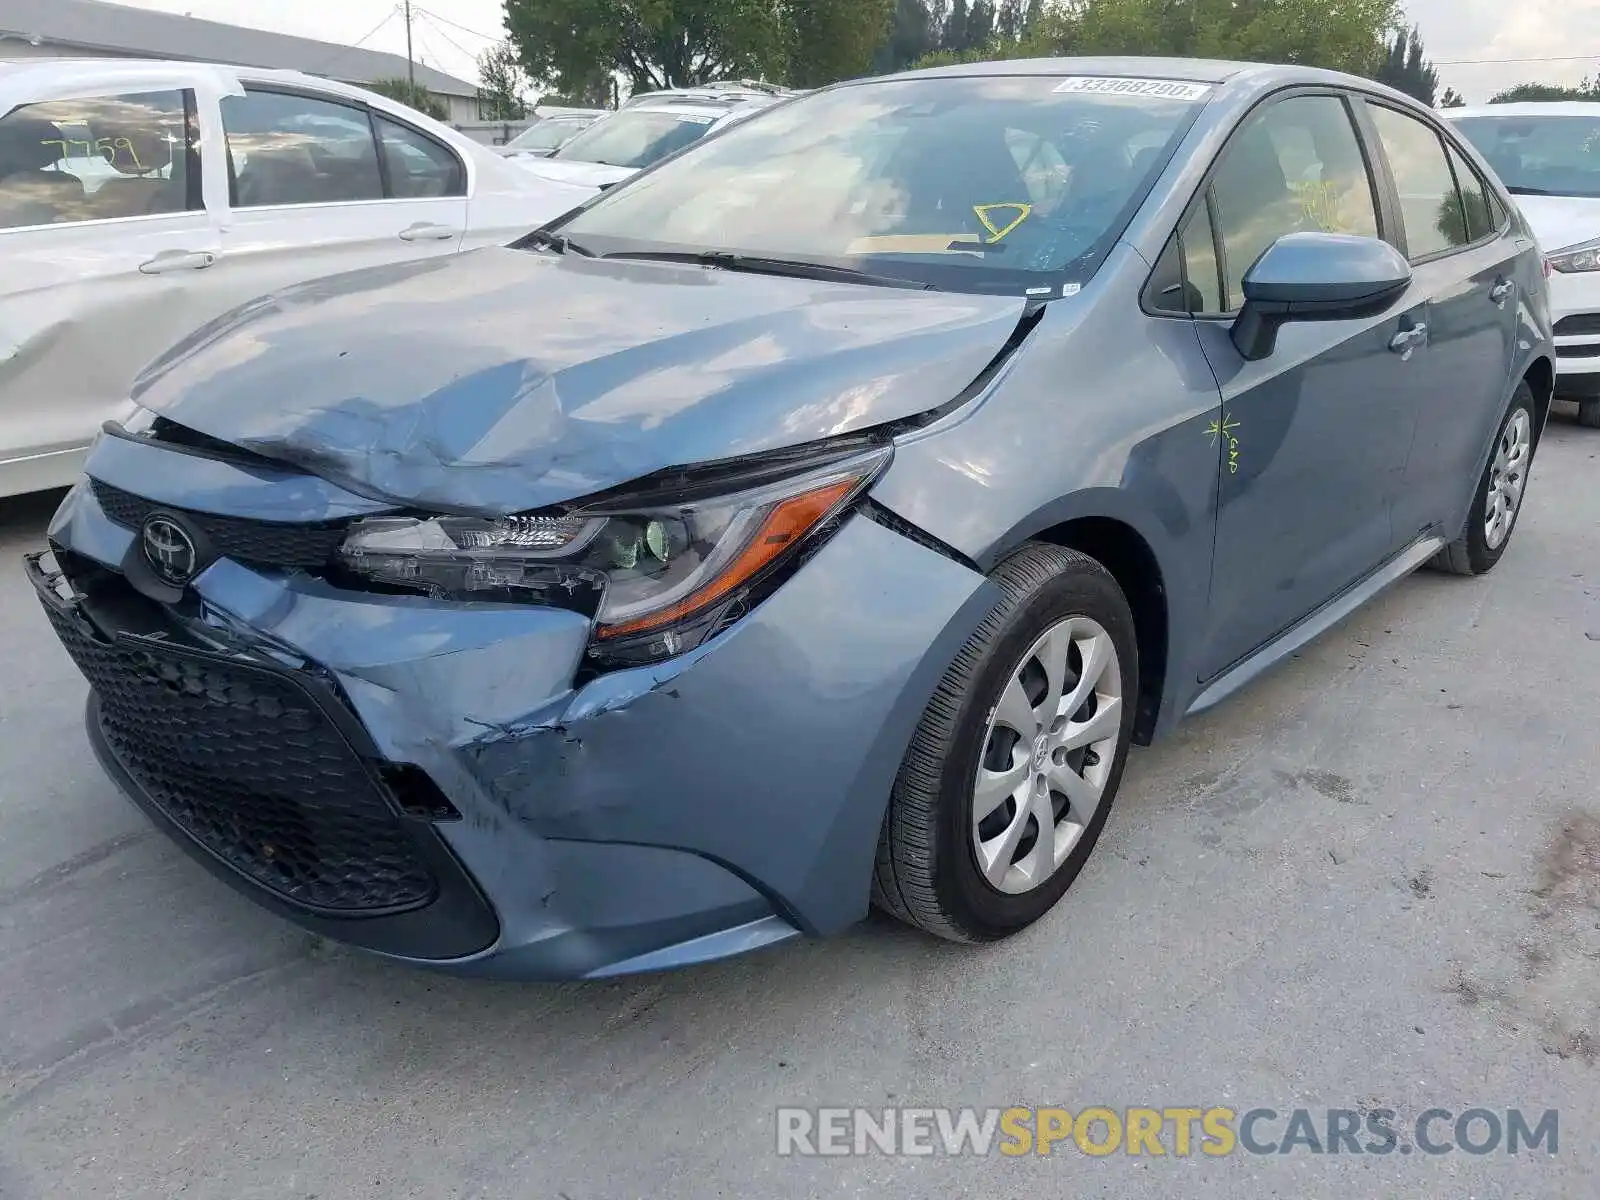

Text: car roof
xmin=865 ymin=54 xmax=1421 ymax=104
xmin=625 ymin=94 xmax=779 ymax=118
xmin=1444 ymin=102 xmax=1600 ymax=119
xmin=0 ymin=55 xmax=411 ymax=105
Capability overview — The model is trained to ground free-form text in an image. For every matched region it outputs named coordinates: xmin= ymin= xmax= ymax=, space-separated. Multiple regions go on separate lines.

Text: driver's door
xmin=1187 ymin=91 xmax=1423 ymax=681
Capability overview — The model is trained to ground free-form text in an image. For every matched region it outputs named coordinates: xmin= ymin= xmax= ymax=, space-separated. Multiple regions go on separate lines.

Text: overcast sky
xmin=112 ymin=0 xmax=1600 ymax=103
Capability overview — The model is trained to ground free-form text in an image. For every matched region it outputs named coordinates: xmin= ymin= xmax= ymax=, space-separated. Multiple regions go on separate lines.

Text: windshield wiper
xmin=1506 ymin=185 xmax=1560 ymax=196
xmin=522 ymin=229 xmax=597 ymax=257
xmin=600 ymin=249 xmax=937 ymax=291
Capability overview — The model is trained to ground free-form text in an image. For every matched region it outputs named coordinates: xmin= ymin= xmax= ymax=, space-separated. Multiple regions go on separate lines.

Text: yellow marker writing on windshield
xmin=973 ymin=202 xmax=1033 ymax=243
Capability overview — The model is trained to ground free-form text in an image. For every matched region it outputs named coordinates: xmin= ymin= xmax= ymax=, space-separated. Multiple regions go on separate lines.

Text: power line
xmin=414 ymin=10 xmax=481 ymax=65
xmin=1437 ymin=53 xmax=1600 ymax=66
xmin=310 ymin=5 xmax=398 ymax=72
xmin=413 ymin=7 xmax=503 ymax=43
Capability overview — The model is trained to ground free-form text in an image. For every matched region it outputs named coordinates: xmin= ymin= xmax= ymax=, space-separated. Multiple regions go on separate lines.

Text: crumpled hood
xmin=511 ymin=157 xmax=636 ymax=190
xmin=1513 ymin=194 xmax=1600 ymax=254
xmin=131 ymin=247 xmax=1027 ymax=514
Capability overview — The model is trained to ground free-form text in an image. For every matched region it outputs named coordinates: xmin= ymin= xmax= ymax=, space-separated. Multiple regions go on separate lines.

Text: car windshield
xmin=557 ymin=74 xmax=1209 ymax=294
xmin=506 ymin=119 xmax=587 ymax=151
xmin=1450 ymin=114 xmax=1600 ymax=198
xmin=551 ymin=109 xmax=719 ymax=168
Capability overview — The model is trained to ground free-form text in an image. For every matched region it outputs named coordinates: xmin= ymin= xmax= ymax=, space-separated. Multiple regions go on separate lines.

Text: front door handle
xmin=1388 ymin=322 xmax=1429 ymax=358
xmin=398 ymin=222 xmax=460 ymax=242
xmin=139 ymin=249 xmax=216 ymax=274
xmin=1489 ymin=278 xmax=1515 ymax=306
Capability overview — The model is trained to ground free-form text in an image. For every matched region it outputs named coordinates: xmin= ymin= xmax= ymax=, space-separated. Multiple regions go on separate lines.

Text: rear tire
xmin=871 ymin=544 xmax=1138 ymax=943
xmin=1578 ymin=397 xmax=1600 ymax=429
xmin=1427 ymin=381 xmax=1536 ymax=577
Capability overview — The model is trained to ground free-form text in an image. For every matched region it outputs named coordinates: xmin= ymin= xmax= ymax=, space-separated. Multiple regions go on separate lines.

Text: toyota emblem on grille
xmin=142 ymin=515 xmax=198 ymax=585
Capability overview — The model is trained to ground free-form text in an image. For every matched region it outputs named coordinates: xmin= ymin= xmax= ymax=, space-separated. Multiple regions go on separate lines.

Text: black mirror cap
xmin=1231 ymin=233 xmax=1412 ymax=360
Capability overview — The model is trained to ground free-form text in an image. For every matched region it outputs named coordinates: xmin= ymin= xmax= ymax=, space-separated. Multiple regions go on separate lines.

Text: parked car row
xmin=0 ymin=59 xmax=594 ymax=498
xmin=508 ymin=82 xmax=795 ymax=191
xmin=5 ymin=54 xmax=1589 ymax=982
xmin=493 ymin=108 xmax=607 ymax=160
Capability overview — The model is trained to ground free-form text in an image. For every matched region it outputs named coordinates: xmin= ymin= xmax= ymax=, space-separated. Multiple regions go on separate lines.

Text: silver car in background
xmin=509 ymin=82 xmax=794 ymax=194
xmin=494 ymin=109 xmax=606 ymax=160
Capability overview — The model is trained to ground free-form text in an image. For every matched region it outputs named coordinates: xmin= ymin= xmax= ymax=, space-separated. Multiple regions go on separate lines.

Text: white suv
xmin=0 ymin=59 xmax=595 ymax=497
xmin=510 ymin=83 xmax=792 ymax=194
xmin=1447 ymin=102 xmax=1600 ymax=426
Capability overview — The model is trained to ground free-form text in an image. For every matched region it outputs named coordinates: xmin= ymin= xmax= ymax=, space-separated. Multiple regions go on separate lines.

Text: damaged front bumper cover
xmin=33 ymin=460 xmax=993 ymax=980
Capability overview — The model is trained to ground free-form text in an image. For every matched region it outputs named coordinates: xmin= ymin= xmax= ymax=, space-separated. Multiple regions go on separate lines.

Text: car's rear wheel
xmin=1578 ymin=397 xmax=1600 ymax=429
xmin=1428 ymin=381 xmax=1536 ymax=576
xmin=871 ymin=544 xmax=1138 ymax=943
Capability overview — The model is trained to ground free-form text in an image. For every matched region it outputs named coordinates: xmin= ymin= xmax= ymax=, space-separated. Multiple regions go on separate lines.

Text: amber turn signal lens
xmin=595 ymin=477 xmax=857 ymax=640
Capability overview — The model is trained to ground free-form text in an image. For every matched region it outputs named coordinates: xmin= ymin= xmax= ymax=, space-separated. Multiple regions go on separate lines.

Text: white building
xmin=0 ymin=0 xmax=480 ymax=124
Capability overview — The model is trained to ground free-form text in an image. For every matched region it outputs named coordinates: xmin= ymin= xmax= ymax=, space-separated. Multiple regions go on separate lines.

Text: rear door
xmin=1358 ymin=100 xmax=1526 ymax=541
xmin=1185 ymin=91 xmax=1422 ymax=681
xmin=209 ymin=84 xmax=469 ymax=307
xmin=0 ymin=79 xmax=219 ymax=491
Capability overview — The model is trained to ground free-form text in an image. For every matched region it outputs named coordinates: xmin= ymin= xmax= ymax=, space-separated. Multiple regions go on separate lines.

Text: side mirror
xmin=1230 ymin=232 xmax=1412 ymax=361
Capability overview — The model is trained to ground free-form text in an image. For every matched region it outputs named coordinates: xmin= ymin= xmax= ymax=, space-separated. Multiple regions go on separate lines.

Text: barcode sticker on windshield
xmin=1053 ymin=77 xmax=1213 ymax=102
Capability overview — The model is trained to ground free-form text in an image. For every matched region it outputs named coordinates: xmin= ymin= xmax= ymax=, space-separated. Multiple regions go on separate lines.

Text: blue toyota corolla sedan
xmin=28 ymin=57 xmax=1552 ymax=979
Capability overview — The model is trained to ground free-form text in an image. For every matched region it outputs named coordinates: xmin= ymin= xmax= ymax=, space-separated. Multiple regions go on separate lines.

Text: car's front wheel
xmin=1578 ymin=396 xmax=1600 ymax=429
xmin=1428 ymin=381 xmax=1537 ymax=576
xmin=872 ymin=544 xmax=1138 ymax=942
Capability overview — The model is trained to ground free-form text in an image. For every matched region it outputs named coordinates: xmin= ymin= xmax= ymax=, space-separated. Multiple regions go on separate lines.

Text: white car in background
xmin=0 ymin=59 xmax=595 ymax=498
xmin=494 ymin=109 xmax=607 ymax=159
xmin=1447 ymin=102 xmax=1600 ymax=426
xmin=510 ymin=83 xmax=792 ymax=194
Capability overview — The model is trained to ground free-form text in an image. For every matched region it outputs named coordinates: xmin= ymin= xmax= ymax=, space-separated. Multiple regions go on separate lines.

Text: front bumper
xmin=1549 ymin=268 xmax=1600 ymax=390
xmin=33 ymin=444 xmax=992 ymax=979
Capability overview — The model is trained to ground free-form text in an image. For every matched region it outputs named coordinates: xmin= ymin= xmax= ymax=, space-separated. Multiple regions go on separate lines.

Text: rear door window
xmin=375 ymin=115 xmax=465 ymax=198
xmin=0 ymin=90 xmax=197 ymax=229
xmin=222 ymin=88 xmax=383 ymax=207
xmin=1446 ymin=142 xmax=1499 ymax=243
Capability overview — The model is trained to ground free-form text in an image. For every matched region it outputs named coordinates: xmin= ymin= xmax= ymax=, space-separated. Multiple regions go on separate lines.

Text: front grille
xmin=90 ymin=479 xmax=349 ymax=570
xmin=1553 ymin=313 xmax=1600 ymax=337
xmin=1556 ymin=342 xmax=1600 ymax=359
xmin=42 ymin=593 xmax=438 ymax=914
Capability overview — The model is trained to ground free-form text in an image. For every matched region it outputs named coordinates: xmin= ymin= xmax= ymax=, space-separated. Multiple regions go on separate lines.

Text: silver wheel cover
xmin=1484 ymin=408 xmax=1531 ymax=551
xmin=971 ymin=615 xmax=1123 ymax=895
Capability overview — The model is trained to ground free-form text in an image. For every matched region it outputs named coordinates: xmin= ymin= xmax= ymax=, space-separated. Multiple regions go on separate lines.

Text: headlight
xmin=1547 ymin=238 xmax=1600 ymax=273
xmin=338 ymin=443 xmax=892 ymax=665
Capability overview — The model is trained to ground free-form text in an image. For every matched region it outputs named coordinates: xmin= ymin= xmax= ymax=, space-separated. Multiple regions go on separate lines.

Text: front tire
xmin=1578 ymin=396 xmax=1600 ymax=429
xmin=872 ymin=544 xmax=1138 ymax=943
xmin=1428 ymin=382 xmax=1537 ymax=577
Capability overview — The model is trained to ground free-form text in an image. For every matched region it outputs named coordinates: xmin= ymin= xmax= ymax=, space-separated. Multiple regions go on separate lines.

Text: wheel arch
xmin=1027 ymin=515 xmax=1170 ymax=746
xmin=1523 ymin=354 xmax=1554 ymax=439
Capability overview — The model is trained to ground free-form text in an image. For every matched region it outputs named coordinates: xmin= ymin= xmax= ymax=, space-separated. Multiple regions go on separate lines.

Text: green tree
xmin=1374 ymin=25 xmax=1439 ymax=105
xmin=367 ymin=78 xmax=449 ymax=121
xmin=477 ymin=40 xmax=529 ymax=119
xmin=966 ymin=1 xmax=997 ymax=49
xmin=915 ymin=0 xmax=1398 ymax=77
xmin=504 ymin=0 xmax=892 ymax=95
xmin=1491 ymin=75 xmax=1600 ymax=103
xmin=873 ymin=0 xmax=939 ymax=72
xmin=505 ymin=0 xmax=784 ymax=95
xmin=943 ymin=0 xmax=970 ymax=50
xmin=787 ymin=0 xmax=898 ymax=87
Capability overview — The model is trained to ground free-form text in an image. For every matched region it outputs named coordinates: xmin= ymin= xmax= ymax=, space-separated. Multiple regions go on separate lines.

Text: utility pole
xmin=403 ymin=0 xmax=415 ymax=88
